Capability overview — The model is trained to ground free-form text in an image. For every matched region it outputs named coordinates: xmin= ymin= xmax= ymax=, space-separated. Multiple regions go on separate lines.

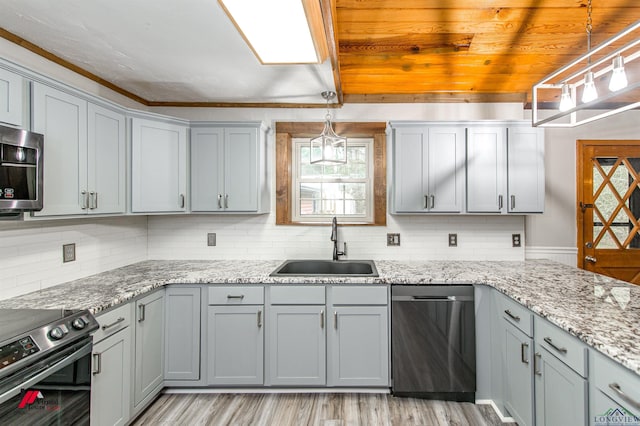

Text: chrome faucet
xmin=330 ymin=217 xmax=346 ymax=261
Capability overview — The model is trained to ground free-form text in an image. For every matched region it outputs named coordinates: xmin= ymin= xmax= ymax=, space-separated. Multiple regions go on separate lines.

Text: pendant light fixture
xmin=310 ymin=91 xmax=347 ymax=164
xmin=581 ymin=0 xmax=598 ymax=104
xmin=609 ymin=55 xmax=628 ymax=92
xmin=558 ymin=83 xmax=575 ymax=112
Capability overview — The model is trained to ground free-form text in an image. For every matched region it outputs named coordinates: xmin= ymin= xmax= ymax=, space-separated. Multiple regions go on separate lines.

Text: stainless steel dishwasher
xmin=391 ymin=285 xmax=476 ymax=402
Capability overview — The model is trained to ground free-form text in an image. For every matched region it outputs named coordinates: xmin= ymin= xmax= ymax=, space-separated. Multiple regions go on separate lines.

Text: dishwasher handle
xmin=392 ymin=295 xmax=474 ymax=302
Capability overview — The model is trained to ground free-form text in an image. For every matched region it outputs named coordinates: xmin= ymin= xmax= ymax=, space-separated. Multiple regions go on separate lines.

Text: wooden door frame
xmin=576 ymin=139 xmax=640 ymax=270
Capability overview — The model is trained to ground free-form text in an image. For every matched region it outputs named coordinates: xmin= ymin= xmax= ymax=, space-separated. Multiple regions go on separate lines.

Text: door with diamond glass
xmin=577 ymin=140 xmax=640 ymax=284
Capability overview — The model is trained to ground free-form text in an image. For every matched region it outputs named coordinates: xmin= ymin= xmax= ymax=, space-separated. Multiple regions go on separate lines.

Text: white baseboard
xmin=475 ymin=399 xmax=516 ymax=423
xmin=525 ymin=246 xmax=577 ymax=267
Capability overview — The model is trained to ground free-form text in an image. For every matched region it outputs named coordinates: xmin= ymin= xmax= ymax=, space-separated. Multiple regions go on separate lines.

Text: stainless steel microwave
xmin=0 ymin=124 xmax=44 ymax=212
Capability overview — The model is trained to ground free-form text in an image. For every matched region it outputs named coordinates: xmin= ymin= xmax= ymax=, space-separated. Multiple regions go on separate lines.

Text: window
xmin=275 ymin=122 xmax=386 ymax=226
xmin=292 ymin=138 xmax=374 ymax=223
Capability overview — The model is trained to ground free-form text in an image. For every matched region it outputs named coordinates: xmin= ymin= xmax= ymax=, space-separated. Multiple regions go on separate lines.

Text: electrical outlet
xmin=512 ymin=233 xmax=522 ymax=247
xmin=449 ymin=233 xmax=458 ymax=247
xmin=207 ymin=233 xmax=216 ymax=246
xmin=63 ymin=243 xmax=76 ymax=263
xmin=387 ymin=233 xmax=400 ymax=246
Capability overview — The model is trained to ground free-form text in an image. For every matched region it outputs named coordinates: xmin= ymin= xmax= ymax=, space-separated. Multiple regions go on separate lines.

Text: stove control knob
xmin=72 ymin=318 xmax=86 ymax=330
xmin=49 ymin=327 xmax=64 ymax=341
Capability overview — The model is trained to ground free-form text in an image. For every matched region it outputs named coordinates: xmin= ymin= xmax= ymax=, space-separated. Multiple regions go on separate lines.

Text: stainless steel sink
xmin=270 ymin=260 xmax=378 ymax=277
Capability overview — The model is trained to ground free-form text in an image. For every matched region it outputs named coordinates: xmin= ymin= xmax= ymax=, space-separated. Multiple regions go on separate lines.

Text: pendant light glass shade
xmin=582 ymin=71 xmax=598 ymax=103
xmin=609 ymin=55 xmax=628 ymax=92
xmin=310 ymin=91 xmax=347 ymax=164
xmin=558 ymin=84 xmax=575 ymax=112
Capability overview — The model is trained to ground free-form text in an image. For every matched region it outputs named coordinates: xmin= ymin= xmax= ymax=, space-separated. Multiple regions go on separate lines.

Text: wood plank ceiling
xmin=335 ymin=0 xmax=640 ymax=104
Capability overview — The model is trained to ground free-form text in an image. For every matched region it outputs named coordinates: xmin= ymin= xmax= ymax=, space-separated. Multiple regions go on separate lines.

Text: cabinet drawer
xmin=209 ymin=286 xmax=264 ymax=305
xmin=93 ymin=303 xmax=131 ymax=343
xmin=498 ymin=292 xmax=533 ymax=337
xmin=331 ymin=286 xmax=388 ymax=305
xmin=591 ymin=350 xmax=640 ymax=413
xmin=270 ymin=286 xmax=325 ymax=304
xmin=535 ymin=316 xmax=588 ymax=377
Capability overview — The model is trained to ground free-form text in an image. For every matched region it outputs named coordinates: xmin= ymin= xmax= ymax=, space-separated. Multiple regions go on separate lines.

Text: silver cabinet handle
xmin=101 ymin=317 xmax=125 ymax=330
xmin=138 ymin=304 xmax=145 ymax=322
xmin=179 ymin=194 xmax=185 ymax=208
xmin=430 ymin=195 xmax=435 ymax=209
xmin=521 ymin=342 xmax=529 ymax=364
xmin=217 ymin=194 xmax=223 ymax=209
xmin=93 ymin=192 xmax=98 ymax=209
xmin=320 ymin=310 xmax=324 ymax=329
xmin=510 ymin=195 xmax=516 ymax=210
xmin=534 ymin=352 xmax=542 ymax=376
xmin=585 ymin=255 xmax=597 ymax=263
xmin=498 ymin=195 xmax=503 ymax=210
xmin=224 ymin=194 xmax=229 ymax=209
xmin=609 ymin=383 xmax=640 ymax=409
xmin=227 ymin=295 xmax=245 ymax=300
xmin=334 ymin=311 xmax=338 ymax=330
xmin=505 ymin=309 xmax=521 ymax=322
xmin=424 ymin=195 xmax=428 ymax=209
xmin=81 ymin=190 xmax=88 ymax=209
xmin=257 ymin=310 xmax=262 ymax=328
xmin=543 ymin=337 xmax=568 ymax=354
xmin=92 ymin=353 xmax=101 ymax=375
xmin=89 ymin=191 xmax=96 ymax=209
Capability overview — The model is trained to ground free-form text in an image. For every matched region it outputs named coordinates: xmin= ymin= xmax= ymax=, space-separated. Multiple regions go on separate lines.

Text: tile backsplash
xmin=0 ymin=216 xmax=147 ymax=301
xmin=147 ymin=213 xmax=525 ymax=262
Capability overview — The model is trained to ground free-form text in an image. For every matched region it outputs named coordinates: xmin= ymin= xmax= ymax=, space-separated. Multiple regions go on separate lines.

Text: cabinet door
xmin=534 ymin=346 xmax=587 ymax=426
xmin=32 ymin=83 xmax=87 ymax=216
xmin=134 ymin=290 xmax=165 ymax=408
xmin=165 ymin=287 xmax=200 ymax=381
xmin=507 ymin=127 xmax=545 ymax=213
xmin=268 ymin=305 xmax=326 ymax=386
xmin=328 ymin=306 xmax=388 ymax=387
xmin=91 ymin=328 xmax=131 ymax=426
xmin=427 ymin=127 xmax=465 ymax=212
xmin=466 ymin=127 xmax=507 ymax=213
xmin=503 ymin=321 xmax=534 ymax=426
xmin=87 ymin=103 xmax=125 ymax=214
xmin=0 ymin=67 xmax=24 ymax=127
xmin=191 ymin=127 xmax=224 ymax=212
xmin=224 ymin=127 xmax=258 ymax=211
xmin=131 ymin=118 xmax=187 ymax=213
xmin=393 ymin=127 xmax=427 ymax=212
xmin=207 ymin=305 xmax=263 ymax=385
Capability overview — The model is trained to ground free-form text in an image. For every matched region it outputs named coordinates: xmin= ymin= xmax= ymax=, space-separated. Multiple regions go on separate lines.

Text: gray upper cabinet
xmin=0 ymin=67 xmax=25 ymax=128
xmin=131 ymin=116 xmax=188 ymax=213
xmin=392 ymin=124 xmax=465 ymax=213
xmin=165 ymin=287 xmax=201 ymax=381
xmin=191 ymin=123 xmax=269 ymax=213
xmin=467 ymin=125 xmax=545 ymax=214
xmin=32 ymin=83 xmax=125 ymax=217
xmin=133 ymin=289 xmax=165 ymax=412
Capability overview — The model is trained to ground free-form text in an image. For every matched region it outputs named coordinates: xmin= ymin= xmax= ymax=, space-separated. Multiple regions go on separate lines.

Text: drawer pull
xmin=543 ymin=337 xmax=567 ymax=354
xmin=138 ymin=304 xmax=145 ymax=322
xmin=521 ymin=342 xmax=529 ymax=364
xmin=227 ymin=295 xmax=245 ymax=300
xmin=505 ymin=309 xmax=521 ymax=322
xmin=609 ymin=383 xmax=640 ymax=409
xmin=101 ymin=317 xmax=125 ymax=330
xmin=498 ymin=195 xmax=503 ymax=210
xmin=534 ymin=352 xmax=542 ymax=376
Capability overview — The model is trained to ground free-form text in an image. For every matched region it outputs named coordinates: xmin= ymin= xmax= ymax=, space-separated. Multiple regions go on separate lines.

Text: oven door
xmin=0 ymin=338 xmax=92 ymax=425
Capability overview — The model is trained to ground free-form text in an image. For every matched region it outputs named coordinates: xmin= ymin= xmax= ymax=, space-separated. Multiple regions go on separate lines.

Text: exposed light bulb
xmin=559 ymin=84 xmax=574 ymax=112
xmin=582 ymin=71 xmax=598 ymax=103
xmin=609 ymin=55 xmax=628 ymax=92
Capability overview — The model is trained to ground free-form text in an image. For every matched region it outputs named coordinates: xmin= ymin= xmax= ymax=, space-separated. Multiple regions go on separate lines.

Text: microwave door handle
xmin=0 ymin=341 xmax=92 ymax=405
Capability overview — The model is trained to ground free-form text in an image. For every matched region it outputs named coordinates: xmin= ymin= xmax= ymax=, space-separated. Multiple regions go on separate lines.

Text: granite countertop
xmin=0 ymin=259 xmax=638 ymax=376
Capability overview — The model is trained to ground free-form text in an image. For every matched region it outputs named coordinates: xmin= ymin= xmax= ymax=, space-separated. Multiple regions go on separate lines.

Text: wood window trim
xmin=276 ymin=122 xmax=387 ymax=226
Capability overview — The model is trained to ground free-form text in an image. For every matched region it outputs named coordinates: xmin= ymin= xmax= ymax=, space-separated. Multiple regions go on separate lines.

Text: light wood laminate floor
xmin=133 ymin=393 xmax=511 ymax=426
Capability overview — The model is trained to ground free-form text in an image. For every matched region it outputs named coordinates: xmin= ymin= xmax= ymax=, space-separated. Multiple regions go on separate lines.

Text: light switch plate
xmin=63 ymin=243 xmax=76 ymax=263
xmin=207 ymin=233 xmax=216 ymax=246
xmin=449 ymin=233 xmax=458 ymax=247
xmin=387 ymin=233 xmax=400 ymax=246
xmin=512 ymin=234 xmax=522 ymax=247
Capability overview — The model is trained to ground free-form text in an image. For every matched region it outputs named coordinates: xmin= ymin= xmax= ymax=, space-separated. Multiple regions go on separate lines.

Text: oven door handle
xmin=0 ymin=340 xmax=92 ymax=405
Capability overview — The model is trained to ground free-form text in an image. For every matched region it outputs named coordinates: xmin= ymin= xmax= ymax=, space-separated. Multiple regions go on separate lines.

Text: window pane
xmin=300 ymin=183 xmax=321 ymax=199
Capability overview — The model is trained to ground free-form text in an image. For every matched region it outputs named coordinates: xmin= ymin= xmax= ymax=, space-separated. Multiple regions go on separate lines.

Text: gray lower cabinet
xmin=268 ymin=305 xmax=326 ymax=386
xmin=207 ymin=305 xmax=264 ymax=385
xmin=502 ymin=319 xmax=534 ymax=426
xmin=91 ymin=304 xmax=132 ymax=426
xmin=133 ymin=289 xmax=165 ymax=413
xmin=165 ymin=287 xmax=201 ymax=381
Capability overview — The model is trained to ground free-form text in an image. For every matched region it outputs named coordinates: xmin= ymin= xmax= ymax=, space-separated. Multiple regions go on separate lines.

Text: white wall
xmin=0 ymin=217 xmax=148 ymax=301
